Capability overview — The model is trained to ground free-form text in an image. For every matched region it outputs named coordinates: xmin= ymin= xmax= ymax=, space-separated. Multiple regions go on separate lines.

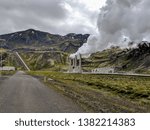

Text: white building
xmin=0 ymin=66 xmax=15 ymax=71
xmin=68 ymin=54 xmax=82 ymax=73
xmin=92 ymin=67 xmax=115 ymax=74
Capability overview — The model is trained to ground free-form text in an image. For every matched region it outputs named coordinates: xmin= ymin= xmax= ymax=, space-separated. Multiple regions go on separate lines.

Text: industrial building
xmin=0 ymin=66 xmax=15 ymax=71
xmin=91 ymin=67 xmax=115 ymax=74
xmin=68 ymin=54 xmax=82 ymax=73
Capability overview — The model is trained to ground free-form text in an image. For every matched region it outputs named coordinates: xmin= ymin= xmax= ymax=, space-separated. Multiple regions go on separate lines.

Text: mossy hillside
xmin=1 ymin=42 xmax=150 ymax=73
xmin=83 ymin=45 xmax=150 ymax=73
xmin=20 ymin=51 xmax=69 ymax=71
xmin=1 ymin=52 xmax=24 ymax=69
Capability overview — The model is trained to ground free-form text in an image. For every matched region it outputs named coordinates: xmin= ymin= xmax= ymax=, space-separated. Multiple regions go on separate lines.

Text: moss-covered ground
xmin=28 ymin=71 xmax=150 ymax=112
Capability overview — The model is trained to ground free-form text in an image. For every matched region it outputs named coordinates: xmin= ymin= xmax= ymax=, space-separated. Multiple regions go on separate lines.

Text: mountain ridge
xmin=1 ymin=29 xmax=150 ymax=73
xmin=0 ymin=29 xmax=90 ymax=53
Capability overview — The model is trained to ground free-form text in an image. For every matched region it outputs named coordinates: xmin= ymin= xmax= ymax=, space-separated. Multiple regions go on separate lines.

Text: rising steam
xmin=71 ymin=0 xmax=150 ymax=57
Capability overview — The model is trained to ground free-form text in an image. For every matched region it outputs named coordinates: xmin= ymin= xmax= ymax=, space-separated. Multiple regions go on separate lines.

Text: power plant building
xmin=68 ymin=54 xmax=82 ymax=73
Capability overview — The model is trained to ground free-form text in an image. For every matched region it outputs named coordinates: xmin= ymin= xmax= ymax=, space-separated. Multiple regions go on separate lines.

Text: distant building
xmin=68 ymin=54 xmax=82 ymax=73
xmin=92 ymin=67 xmax=115 ymax=74
xmin=0 ymin=66 xmax=15 ymax=71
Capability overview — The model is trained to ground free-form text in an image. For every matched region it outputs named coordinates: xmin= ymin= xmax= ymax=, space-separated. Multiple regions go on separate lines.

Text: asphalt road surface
xmin=0 ymin=71 xmax=83 ymax=113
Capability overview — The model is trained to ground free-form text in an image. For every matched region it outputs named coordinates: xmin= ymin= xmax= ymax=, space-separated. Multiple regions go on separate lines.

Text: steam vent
xmin=68 ymin=54 xmax=82 ymax=73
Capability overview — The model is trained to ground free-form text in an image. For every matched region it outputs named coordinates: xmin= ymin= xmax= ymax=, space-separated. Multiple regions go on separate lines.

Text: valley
xmin=0 ymin=29 xmax=150 ymax=113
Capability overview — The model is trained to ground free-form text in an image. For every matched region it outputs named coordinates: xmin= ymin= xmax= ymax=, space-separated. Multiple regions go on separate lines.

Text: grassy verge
xmin=28 ymin=71 xmax=150 ymax=112
xmin=0 ymin=71 xmax=16 ymax=76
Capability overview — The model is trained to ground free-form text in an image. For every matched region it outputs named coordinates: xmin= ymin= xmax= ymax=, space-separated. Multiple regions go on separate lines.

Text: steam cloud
xmin=72 ymin=0 xmax=150 ymax=56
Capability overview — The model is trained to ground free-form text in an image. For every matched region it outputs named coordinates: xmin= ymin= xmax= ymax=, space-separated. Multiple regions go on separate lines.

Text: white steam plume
xmin=71 ymin=0 xmax=150 ymax=57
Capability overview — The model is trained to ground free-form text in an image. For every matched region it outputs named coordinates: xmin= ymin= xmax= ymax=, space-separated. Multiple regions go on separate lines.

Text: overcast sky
xmin=0 ymin=0 xmax=106 ymax=35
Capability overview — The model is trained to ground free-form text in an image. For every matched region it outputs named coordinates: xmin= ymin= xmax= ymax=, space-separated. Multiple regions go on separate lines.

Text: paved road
xmin=0 ymin=71 xmax=83 ymax=113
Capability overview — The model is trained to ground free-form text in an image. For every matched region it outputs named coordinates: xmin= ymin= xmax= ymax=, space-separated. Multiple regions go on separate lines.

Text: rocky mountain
xmin=0 ymin=29 xmax=89 ymax=53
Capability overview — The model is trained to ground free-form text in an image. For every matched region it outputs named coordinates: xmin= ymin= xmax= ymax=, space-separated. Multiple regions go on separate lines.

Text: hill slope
xmin=1 ymin=29 xmax=150 ymax=73
xmin=0 ymin=29 xmax=89 ymax=53
xmin=84 ymin=42 xmax=150 ymax=73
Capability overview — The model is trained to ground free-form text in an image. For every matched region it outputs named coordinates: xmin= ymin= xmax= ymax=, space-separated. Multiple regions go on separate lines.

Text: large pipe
xmin=15 ymin=52 xmax=30 ymax=71
xmin=79 ymin=54 xmax=81 ymax=67
xmin=75 ymin=55 xmax=77 ymax=68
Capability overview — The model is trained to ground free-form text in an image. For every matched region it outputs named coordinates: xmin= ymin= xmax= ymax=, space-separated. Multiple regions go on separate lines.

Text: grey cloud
xmin=0 ymin=0 xmax=98 ymax=35
xmin=0 ymin=0 xmax=70 ymax=34
xmin=0 ymin=0 xmax=67 ymax=19
xmin=65 ymin=0 xmax=99 ymax=25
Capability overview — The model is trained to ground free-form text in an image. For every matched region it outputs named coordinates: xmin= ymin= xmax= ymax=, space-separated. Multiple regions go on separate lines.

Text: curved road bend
xmin=0 ymin=71 xmax=83 ymax=113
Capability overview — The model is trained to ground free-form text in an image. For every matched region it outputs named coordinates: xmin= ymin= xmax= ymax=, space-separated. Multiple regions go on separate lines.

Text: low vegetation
xmin=28 ymin=71 xmax=150 ymax=112
xmin=19 ymin=51 xmax=68 ymax=71
xmin=86 ymin=43 xmax=150 ymax=73
xmin=2 ymin=42 xmax=150 ymax=73
xmin=0 ymin=71 xmax=16 ymax=76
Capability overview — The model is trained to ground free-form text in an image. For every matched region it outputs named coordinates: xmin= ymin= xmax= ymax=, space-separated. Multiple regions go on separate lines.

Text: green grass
xmin=0 ymin=71 xmax=16 ymax=76
xmin=28 ymin=71 xmax=150 ymax=112
xmin=19 ymin=51 xmax=68 ymax=71
xmin=28 ymin=71 xmax=150 ymax=98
